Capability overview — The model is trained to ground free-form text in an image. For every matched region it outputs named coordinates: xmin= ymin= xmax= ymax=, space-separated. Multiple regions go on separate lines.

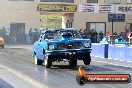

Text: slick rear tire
xmin=83 ymin=55 xmax=91 ymax=65
xmin=45 ymin=55 xmax=52 ymax=68
xmin=35 ymin=56 xmax=43 ymax=65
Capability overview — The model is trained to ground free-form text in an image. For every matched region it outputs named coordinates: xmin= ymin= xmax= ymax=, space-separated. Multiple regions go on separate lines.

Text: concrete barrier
xmin=91 ymin=43 xmax=132 ymax=62
xmin=122 ymin=46 xmax=132 ymax=62
xmin=108 ymin=45 xmax=125 ymax=61
xmin=91 ymin=43 xmax=109 ymax=58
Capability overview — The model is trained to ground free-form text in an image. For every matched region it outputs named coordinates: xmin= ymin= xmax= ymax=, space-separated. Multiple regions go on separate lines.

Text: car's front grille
xmin=57 ymin=42 xmax=82 ymax=49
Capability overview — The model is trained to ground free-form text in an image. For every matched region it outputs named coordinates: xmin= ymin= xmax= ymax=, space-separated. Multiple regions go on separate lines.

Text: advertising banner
xmin=37 ymin=4 xmax=77 ymax=12
xmin=79 ymin=4 xmax=96 ymax=13
xmin=38 ymin=4 xmax=132 ymax=14
xmin=99 ymin=5 xmax=114 ymax=13
xmin=115 ymin=5 xmax=132 ymax=14
xmin=79 ymin=4 xmax=114 ymax=13
xmin=108 ymin=14 xmax=125 ymax=22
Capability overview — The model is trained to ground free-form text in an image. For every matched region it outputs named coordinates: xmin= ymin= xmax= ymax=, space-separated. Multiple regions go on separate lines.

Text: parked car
xmin=32 ymin=29 xmax=92 ymax=68
xmin=100 ymin=35 xmax=127 ymax=44
xmin=0 ymin=35 xmax=4 ymax=48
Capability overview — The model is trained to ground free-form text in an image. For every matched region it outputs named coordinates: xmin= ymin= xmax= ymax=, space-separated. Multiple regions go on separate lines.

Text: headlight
xmin=84 ymin=43 xmax=90 ymax=48
xmin=48 ymin=44 xmax=55 ymax=50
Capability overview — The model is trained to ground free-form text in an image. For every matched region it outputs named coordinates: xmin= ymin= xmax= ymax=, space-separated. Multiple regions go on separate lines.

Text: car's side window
xmin=43 ymin=34 xmax=47 ymax=40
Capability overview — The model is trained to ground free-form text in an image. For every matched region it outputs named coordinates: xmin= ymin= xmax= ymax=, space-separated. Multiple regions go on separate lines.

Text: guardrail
xmin=91 ymin=43 xmax=132 ymax=62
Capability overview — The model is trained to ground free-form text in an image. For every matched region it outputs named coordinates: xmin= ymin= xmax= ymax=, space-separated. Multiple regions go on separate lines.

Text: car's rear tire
xmin=45 ymin=55 xmax=52 ymax=68
xmin=83 ymin=55 xmax=91 ymax=65
xmin=35 ymin=56 xmax=43 ymax=65
xmin=69 ymin=59 xmax=77 ymax=67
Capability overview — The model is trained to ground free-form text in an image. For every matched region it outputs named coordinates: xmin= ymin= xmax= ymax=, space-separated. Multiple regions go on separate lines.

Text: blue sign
xmin=108 ymin=14 xmax=125 ymax=22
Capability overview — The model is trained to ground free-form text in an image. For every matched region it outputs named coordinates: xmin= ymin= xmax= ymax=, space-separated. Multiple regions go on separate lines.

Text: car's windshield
xmin=44 ymin=31 xmax=58 ymax=39
xmin=44 ymin=30 xmax=82 ymax=40
xmin=59 ymin=30 xmax=82 ymax=39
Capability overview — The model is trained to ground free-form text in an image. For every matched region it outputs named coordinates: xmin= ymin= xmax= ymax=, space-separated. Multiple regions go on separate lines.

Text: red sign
xmin=128 ymin=32 xmax=132 ymax=38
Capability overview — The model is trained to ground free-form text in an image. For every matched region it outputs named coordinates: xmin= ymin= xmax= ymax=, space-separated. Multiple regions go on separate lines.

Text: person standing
xmin=5 ymin=28 xmax=10 ymax=43
xmin=114 ymin=32 xmax=117 ymax=36
xmin=99 ymin=31 xmax=104 ymax=41
xmin=94 ymin=30 xmax=98 ymax=43
xmin=90 ymin=29 xmax=96 ymax=43
xmin=29 ymin=28 xmax=32 ymax=40
xmin=31 ymin=28 xmax=38 ymax=43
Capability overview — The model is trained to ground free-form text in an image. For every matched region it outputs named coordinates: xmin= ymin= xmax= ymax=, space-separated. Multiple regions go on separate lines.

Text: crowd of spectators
xmin=79 ymin=29 xmax=104 ymax=43
xmin=0 ymin=27 xmax=13 ymax=43
xmin=0 ymin=27 xmax=40 ymax=44
xmin=79 ymin=29 xmax=129 ymax=43
xmin=113 ymin=31 xmax=129 ymax=41
xmin=0 ymin=27 xmax=130 ymax=44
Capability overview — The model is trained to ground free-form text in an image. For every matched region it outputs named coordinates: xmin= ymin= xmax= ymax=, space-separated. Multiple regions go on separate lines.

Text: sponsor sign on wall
xmin=115 ymin=5 xmax=132 ymax=14
xmin=79 ymin=4 xmax=95 ymax=13
xmin=37 ymin=4 xmax=77 ymax=12
xmin=108 ymin=14 xmax=125 ymax=22
xmin=99 ymin=5 xmax=114 ymax=13
xmin=79 ymin=4 xmax=114 ymax=13
xmin=38 ymin=4 xmax=132 ymax=14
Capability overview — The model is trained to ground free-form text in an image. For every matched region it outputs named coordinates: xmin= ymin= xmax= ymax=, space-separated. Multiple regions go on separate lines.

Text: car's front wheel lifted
xmin=45 ymin=55 xmax=52 ymax=68
xmin=83 ymin=55 xmax=91 ymax=65
xmin=34 ymin=56 xmax=43 ymax=65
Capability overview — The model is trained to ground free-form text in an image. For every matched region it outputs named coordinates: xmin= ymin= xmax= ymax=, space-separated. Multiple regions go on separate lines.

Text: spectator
xmin=94 ymin=30 xmax=98 ymax=43
xmin=90 ymin=29 xmax=96 ymax=43
xmin=10 ymin=32 xmax=16 ymax=44
xmin=29 ymin=28 xmax=32 ymax=41
xmin=99 ymin=31 xmax=104 ymax=41
xmin=114 ymin=32 xmax=117 ymax=36
xmin=31 ymin=28 xmax=37 ymax=43
xmin=5 ymin=28 xmax=10 ymax=43
xmin=31 ymin=28 xmax=39 ymax=43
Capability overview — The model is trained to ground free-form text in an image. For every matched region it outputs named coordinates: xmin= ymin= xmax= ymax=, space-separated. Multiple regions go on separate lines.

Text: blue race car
xmin=32 ymin=29 xmax=92 ymax=68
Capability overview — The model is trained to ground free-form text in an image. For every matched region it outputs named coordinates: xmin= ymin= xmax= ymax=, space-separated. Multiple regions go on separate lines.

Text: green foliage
xmin=40 ymin=14 xmax=62 ymax=29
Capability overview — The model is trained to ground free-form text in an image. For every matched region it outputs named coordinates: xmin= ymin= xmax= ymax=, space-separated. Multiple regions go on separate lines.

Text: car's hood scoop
xmin=59 ymin=32 xmax=72 ymax=40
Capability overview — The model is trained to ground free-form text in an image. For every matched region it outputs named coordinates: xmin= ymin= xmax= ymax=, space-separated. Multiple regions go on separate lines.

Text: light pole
xmin=111 ymin=16 xmax=115 ymax=45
